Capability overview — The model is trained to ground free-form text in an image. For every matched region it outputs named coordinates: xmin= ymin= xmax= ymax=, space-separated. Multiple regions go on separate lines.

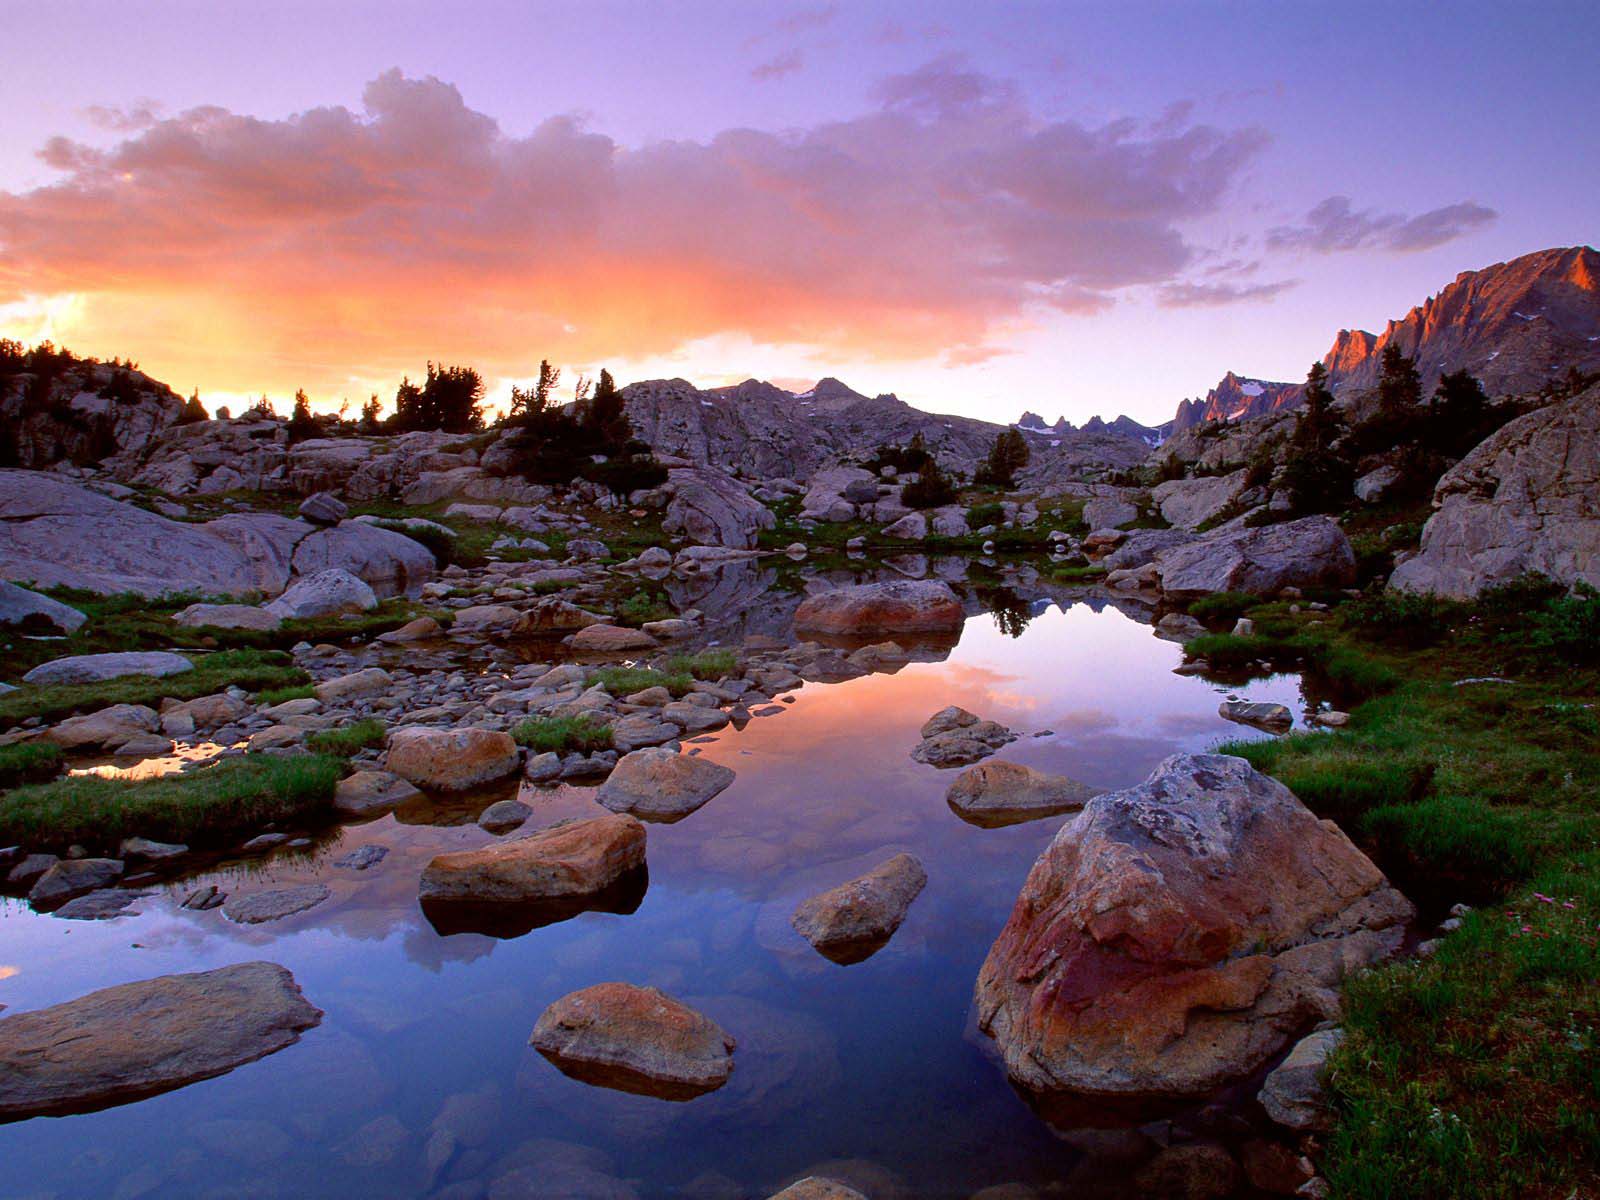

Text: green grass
xmin=510 ymin=714 xmax=613 ymax=754
xmin=1211 ymin=592 xmax=1600 ymax=1197
xmin=0 ymin=648 xmax=307 ymax=725
xmin=257 ymin=683 xmax=316 ymax=706
xmin=663 ymin=648 xmax=738 ymax=680
xmin=594 ymin=666 xmax=693 ymax=697
xmin=304 ymin=718 xmax=386 ymax=756
xmin=0 ymin=741 xmax=63 ymax=788
xmin=1185 ymin=590 xmax=1259 ymax=622
xmin=615 ymin=588 xmax=673 ymax=627
xmin=0 ymin=753 xmax=344 ymax=852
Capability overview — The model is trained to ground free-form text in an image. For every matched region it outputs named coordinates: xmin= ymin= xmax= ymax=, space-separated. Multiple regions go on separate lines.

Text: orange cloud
xmin=0 ymin=64 xmax=1266 ymax=399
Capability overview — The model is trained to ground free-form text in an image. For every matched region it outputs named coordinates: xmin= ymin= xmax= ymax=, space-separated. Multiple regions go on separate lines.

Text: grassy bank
xmin=0 ymin=648 xmax=307 ymax=725
xmin=1212 ymin=580 xmax=1600 ymax=1198
xmin=0 ymin=753 xmax=345 ymax=852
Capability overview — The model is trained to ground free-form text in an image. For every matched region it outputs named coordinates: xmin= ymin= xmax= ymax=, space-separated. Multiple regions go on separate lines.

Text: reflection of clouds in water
xmin=0 ymin=964 xmax=18 ymax=981
xmin=1048 ymin=709 xmax=1119 ymax=734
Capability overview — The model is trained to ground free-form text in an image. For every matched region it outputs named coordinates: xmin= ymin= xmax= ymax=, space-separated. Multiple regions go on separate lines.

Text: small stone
xmin=53 ymin=890 xmax=143 ymax=921
xmin=477 ymin=799 xmax=532 ymax=834
xmin=523 ymin=751 xmax=562 ymax=783
xmin=334 ymin=769 xmax=423 ymax=817
xmin=1259 ymin=1028 xmax=1345 ymax=1131
xmin=29 ymin=859 xmax=124 ymax=908
xmin=1219 ymin=700 xmax=1293 ymax=731
xmin=792 ymin=853 xmax=927 ymax=963
xmin=596 ymin=747 xmax=735 ymax=822
xmin=333 ymin=845 xmax=388 ymax=871
xmin=118 ymin=837 xmax=188 ymax=861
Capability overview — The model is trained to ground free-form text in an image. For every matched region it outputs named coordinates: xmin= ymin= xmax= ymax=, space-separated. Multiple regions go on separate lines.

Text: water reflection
xmin=0 ymin=590 xmax=1319 ymax=1198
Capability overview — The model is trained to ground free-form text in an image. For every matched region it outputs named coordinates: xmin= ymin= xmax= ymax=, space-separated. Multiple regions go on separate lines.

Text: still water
xmin=0 ymin=594 xmax=1315 ymax=1199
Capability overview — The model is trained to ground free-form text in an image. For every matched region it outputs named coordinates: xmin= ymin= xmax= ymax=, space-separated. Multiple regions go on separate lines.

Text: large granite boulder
xmin=975 ymin=753 xmax=1412 ymax=1100
xmin=0 ymin=962 xmax=321 ymax=1119
xmin=43 ymin=703 xmax=160 ymax=750
xmin=662 ymin=466 xmax=775 ymax=549
xmin=385 ymin=727 xmax=520 ymax=791
xmin=0 ymin=581 xmax=86 ymax=633
xmin=289 ymin=521 xmax=435 ymax=593
xmin=1152 ymin=470 xmax=1250 ymax=530
xmin=1154 ymin=516 xmax=1356 ymax=601
xmin=531 ymin=982 xmax=735 ymax=1098
xmin=1391 ymin=389 xmax=1600 ymax=598
xmin=420 ymin=813 xmax=646 ymax=903
xmin=794 ymin=580 xmax=963 ymax=636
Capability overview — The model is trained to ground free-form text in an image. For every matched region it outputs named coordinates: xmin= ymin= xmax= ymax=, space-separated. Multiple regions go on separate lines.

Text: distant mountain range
xmin=1017 ymin=411 xmax=1167 ymax=446
xmin=1164 ymin=244 xmax=1600 ymax=438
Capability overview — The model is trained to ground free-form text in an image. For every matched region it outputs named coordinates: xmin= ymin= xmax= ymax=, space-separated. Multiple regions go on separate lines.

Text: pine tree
xmin=977 ymin=429 xmax=1031 ymax=488
xmin=176 ymin=389 xmax=209 ymax=425
xmin=1282 ymin=361 xmax=1352 ymax=513
xmin=1377 ymin=343 xmax=1422 ymax=422
xmin=287 ymin=388 xmax=320 ymax=441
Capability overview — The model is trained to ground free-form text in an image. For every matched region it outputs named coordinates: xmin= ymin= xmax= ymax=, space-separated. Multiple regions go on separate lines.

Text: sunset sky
xmin=1 ymin=1 xmax=1596 ymax=425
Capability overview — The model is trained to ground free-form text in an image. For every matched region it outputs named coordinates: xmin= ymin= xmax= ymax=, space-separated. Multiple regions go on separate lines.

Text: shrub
xmin=1187 ymin=591 xmax=1258 ymax=622
xmin=966 ymin=502 xmax=1005 ymax=530
xmin=664 ymin=649 xmax=737 ymax=679
xmin=256 ymin=683 xmax=316 ymax=706
xmin=371 ymin=519 xmax=457 ymax=567
xmin=901 ymin=459 xmax=958 ymax=509
xmin=510 ymin=714 xmax=613 ymax=754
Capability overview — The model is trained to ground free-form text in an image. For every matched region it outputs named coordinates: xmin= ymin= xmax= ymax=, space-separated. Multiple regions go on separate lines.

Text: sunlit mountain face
xmin=1 ymin=3 xmax=1595 ymax=424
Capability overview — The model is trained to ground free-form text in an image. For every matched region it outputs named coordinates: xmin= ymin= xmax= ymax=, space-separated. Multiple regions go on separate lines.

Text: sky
xmin=0 ymin=1 xmax=1596 ymax=426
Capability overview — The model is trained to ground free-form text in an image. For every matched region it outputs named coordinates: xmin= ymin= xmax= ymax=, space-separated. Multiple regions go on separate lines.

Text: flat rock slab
xmin=23 ymin=650 xmax=194 ymax=687
xmin=333 ymin=845 xmax=388 ymax=871
xmin=531 ymin=982 xmax=735 ymax=1099
xmin=792 ymin=853 xmax=928 ymax=964
xmin=223 ymin=884 xmax=331 ymax=924
xmin=946 ymin=760 xmax=1099 ymax=827
xmin=0 ymin=962 xmax=322 ymax=1119
xmin=420 ymin=813 xmax=646 ymax=905
xmin=52 ymin=889 xmax=145 ymax=921
xmin=1219 ymin=700 xmax=1293 ymax=731
xmin=597 ymin=747 xmax=736 ymax=822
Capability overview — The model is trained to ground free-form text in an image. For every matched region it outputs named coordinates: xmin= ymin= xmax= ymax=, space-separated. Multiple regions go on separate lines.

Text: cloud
xmin=0 ymin=63 xmax=1267 ymax=396
xmin=1267 ymin=194 xmax=1497 ymax=254
xmin=751 ymin=49 xmax=804 ymax=81
xmin=1156 ymin=278 xmax=1298 ymax=308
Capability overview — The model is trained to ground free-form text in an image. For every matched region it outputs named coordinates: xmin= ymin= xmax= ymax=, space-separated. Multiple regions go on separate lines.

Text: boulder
xmin=0 ymin=470 xmax=285 ymax=596
xmin=289 ymin=522 xmax=435 ymax=592
xmin=945 ymin=760 xmax=1099 ymax=826
xmin=314 ymin=667 xmax=391 ymax=703
xmin=791 ymin=853 xmax=927 ymax=963
xmin=1102 ymin=528 xmax=1197 ymax=570
xmin=333 ymin=769 xmax=424 ymax=817
xmin=298 ymin=492 xmax=349 ymax=525
xmin=530 ymin=982 xmax=735 ymax=1098
xmin=794 ymin=580 xmax=963 ymax=636
xmin=23 ymin=650 xmax=193 ymax=687
xmin=0 ymin=962 xmax=321 ymax=1119
xmin=419 ymin=813 xmax=646 ymax=903
xmin=663 ymin=466 xmax=775 ymax=549
xmin=767 ymin=1181 xmax=868 ymax=1200
xmin=376 ymin=615 xmax=443 ymax=643
xmin=0 ymin=581 xmax=86 ymax=633
xmin=1153 ymin=470 xmax=1249 ymax=530
xmin=516 ymin=597 xmax=604 ymax=633
xmin=911 ymin=709 xmax=1016 ymax=768
xmin=882 ymin=512 xmax=928 ymax=540
xmin=385 ymin=727 xmax=520 ymax=791
xmin=173 ymin=602 xmax=281 ymax=632
xmin=570 ymin=624 xmax=659 ymax=653
xmin=264 ymin=569 xmax=377 ymax=619
xmin=451 ymin=604 xmax=526 ymax=635
xmin=44 ymin=703 xmax=160 ymax=750
xmin=975 ymin=753 xmax=1413 ymax=1100
xmin=29 ymin=859 xmax=124 ymax=908
xmin=1391 ymin=389 xmax=1600 ymax=598
xmin=1154 ymin=516 xmax=1357 ymax=601
xmin=478 ymin=799 xmax=532 ymax=834
xmin=1082 ymin=497 xmax=1139 ymax=531
xmin=1258 ymin=1028 xmax=1344 ymax=1131
xmin=597 ymin=747 xmax=736 ymax=821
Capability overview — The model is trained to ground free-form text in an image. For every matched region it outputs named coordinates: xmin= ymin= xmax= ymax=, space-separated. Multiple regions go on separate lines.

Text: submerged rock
xmin=0 ymin=962 xmax=321 ymax=1119
xmin=223 ymin=884 xmax=331 ymax=924
xmin=975 ymin=753 xmax=1412 ymax=1101
xmin=531 ymin=982 xmax=735 ymax=1098
xmin=945 ymin=760 xmax=1098 ymax=826
xmin=791 ymin=853 xmax=927 ymax=964
xmin=1219 ymin=700 xmax=1293 ymax=731
xmin=597 ymin=747 xmax=735 ymax=822
xmin=794 ymin=579 xmax=963 ymax=637
xmin=333 ymin=769 xmax=424 ymax=817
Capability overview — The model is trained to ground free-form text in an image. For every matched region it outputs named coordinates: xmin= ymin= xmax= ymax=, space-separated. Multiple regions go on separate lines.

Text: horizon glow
xmin=1 ymin=1 xmax=1596 ymax=425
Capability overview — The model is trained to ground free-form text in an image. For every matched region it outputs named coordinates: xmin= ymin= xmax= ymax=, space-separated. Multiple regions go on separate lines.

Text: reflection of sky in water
xmin=0 ymin=600 xmax=1312 ymax=1198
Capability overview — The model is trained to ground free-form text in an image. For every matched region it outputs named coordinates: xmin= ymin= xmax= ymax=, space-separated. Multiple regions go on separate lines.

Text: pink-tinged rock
xmin=794 ymin=580 xmax=963 ymax=637
xmin=531 ymin=982 xmax=734 ymax=1098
